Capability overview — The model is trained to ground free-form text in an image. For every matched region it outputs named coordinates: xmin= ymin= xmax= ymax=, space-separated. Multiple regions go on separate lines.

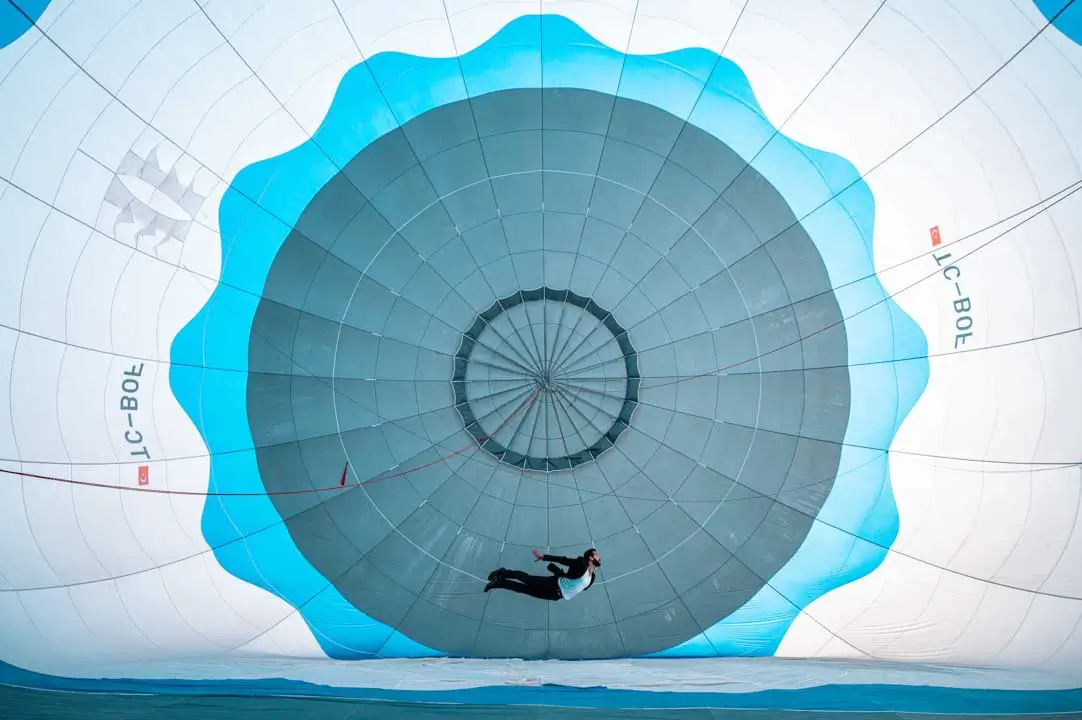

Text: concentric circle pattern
xmin=247 ymin=86 xmax=850 ymax=658
xmin=454 ymin=288 xmax=638 ymax=471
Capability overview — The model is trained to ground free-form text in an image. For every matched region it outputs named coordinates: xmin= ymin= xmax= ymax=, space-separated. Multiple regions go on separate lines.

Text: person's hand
xmin=532 ymin=548 xmax=544 ymax=561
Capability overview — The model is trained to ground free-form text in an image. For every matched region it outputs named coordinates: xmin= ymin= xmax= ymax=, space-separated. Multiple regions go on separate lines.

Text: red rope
xmin=0 ymin=387 xmax=541 ymax=498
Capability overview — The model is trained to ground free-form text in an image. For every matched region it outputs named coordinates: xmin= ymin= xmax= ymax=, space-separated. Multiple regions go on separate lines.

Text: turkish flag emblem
xmin=138 ymin=466 xmax=149 ymax=486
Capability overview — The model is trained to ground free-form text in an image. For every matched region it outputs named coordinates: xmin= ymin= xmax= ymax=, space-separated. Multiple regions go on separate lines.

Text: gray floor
xmin=247 ymin=88 xmax=850 ymax=659
xmin=3 ymin=686 xmax=1078 ymax=720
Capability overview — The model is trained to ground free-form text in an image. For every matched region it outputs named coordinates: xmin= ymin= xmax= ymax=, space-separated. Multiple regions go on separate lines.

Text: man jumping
xmin=484 ymin=548 xmax=601 ymax=601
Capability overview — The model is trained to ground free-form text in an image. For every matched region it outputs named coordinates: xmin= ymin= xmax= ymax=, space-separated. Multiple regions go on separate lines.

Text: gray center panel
xmin=246 ymin=87 xmax=850 ymax=659
xmin=453 ymin=287 xmax=639 ymax=472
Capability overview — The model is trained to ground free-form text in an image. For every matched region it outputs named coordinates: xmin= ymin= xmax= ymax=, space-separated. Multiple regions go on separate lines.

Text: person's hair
xmin=584 ymin=548 xmax=597 ymax=558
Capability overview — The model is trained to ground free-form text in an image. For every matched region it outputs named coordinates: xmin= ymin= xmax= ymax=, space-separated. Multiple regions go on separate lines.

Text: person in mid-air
xmin=484 ymin=547 xmax=601 ymax=601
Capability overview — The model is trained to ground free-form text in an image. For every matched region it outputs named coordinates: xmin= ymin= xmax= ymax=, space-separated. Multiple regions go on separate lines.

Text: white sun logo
xmin=102 ymin=144 xmax=210 ymax=261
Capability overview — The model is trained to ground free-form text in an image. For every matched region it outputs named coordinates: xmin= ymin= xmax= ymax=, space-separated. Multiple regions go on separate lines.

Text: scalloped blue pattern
xmin=170 ymin=14 xmax=929 ymax=659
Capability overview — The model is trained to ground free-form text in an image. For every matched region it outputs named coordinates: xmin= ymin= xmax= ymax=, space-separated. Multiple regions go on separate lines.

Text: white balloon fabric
xmin=1 ymin=0 xmax=1082 ymax=713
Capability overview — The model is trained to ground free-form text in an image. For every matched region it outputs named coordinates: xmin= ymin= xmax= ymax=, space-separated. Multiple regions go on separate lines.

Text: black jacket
xmin=543 ymin=554 xmax=596 ymax=590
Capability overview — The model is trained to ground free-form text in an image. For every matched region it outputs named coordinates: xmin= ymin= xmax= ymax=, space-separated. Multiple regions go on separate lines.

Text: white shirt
xmin=557 ymin=570 xmax=592 ymax=600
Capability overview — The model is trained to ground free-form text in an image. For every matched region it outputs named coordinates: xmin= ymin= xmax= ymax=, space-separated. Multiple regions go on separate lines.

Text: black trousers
xmin=493 ymin=570 xmax=562 ymax=601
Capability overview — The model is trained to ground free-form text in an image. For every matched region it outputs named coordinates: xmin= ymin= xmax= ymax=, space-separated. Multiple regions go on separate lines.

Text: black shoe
xmin=484 ymin=579 xmax=498 ymax=592
xmin=488 ymin=568 xmax=505 ymax=581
